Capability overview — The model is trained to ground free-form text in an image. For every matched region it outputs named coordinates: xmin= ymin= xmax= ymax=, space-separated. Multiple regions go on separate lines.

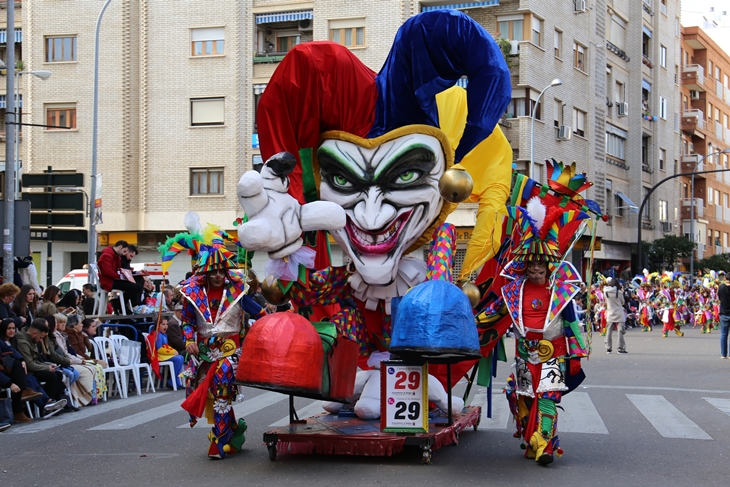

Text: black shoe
xmin=618 ymin=349 xmax=628 ymax=354
xmin=537 ymin=453 xmax=554 ymax=465
xmin=606 ymin=349 xmax=612 ymax=354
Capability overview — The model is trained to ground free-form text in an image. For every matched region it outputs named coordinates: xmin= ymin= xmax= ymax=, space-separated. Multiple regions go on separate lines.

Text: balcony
xmin=682 ymin=198 xmax=704 ymax=218
xmin=717 ymin=79 xmax=725 ymax=99
xmin=606 ymin=40 xmax=630 ymax=62
xmin=681 ymin=109 xmax=705 ymax=134
xmin=642 ymin=55 xmax=653 ymax=69
xmin=643 ymin=0 xmax=653 ymax=15
xmin=682 ymin=154 xmax=703 ymax=172
xmin=253 ymin=8 xmax=313 ymax=64
xmin=682 ymin=64 xmax=706 ymax=92
xmin=716 ymin=120 xmax=724 ymax=140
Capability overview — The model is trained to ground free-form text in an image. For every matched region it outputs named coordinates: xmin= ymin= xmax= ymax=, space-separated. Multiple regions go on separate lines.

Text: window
xmin=497 ymin=15 xmax=524 ymax=41
xmin=45 ymin=36 xmax=77 ymax=62
xmin=614 ymin=193 xmax=624 ymax=217
xmin=659 ymin=200 xmax=668 ymax=222
xmin=609 ymin=14 xmax=626 ymax=51
xmin=605 ymin=179 xmax=613 ymax=217
xmin=190 ymin=97 xmax=224 ymax=126
xmin=252 ymin=155 xmax=263 ymax=173
xmin=660 ymin=45 xmax=667 ymax=67
xmin=659 ymin=96 xmax=667 ymax=119
xmin=45 ymin=103 xmax=76 ymax=130
xmin=190 ymin=168 xmax=223 ymax=195
xmin=572 ymin=108 xmax=586 ymax=137
xmin=708 ymin=185 xmax=714 ymax=204
xmin=643 ymin=187 xmax=652 ymax=221
xmin=531 ymin=16 xmax=542 ymax=46
xmin=716 ymin=66 xmax=721 ymax=80
xmin=709 ymin=60 xmax=714 ymax=76
xmin=191 ymin=27 xmax=224 ymax=56
xmin=659 ymin=148 xmax=666 ymax=171
xmin=276 ymin=31 xmax=301 ymax=53
xmin=554 ymin=98 xmax=562 ymax=127
xmin=606 ymin=124 xmax=627 ymax=161
xmin=614 ymin=80 xmax=624 ymax=104
xmin=642 ymin=30 xmax=651 ymax=59
xmin=505 ymin=89 xmax=541 ymax=118
xmin=253 ymin=84 xmax=266 ymax=132
xmin=573 ymin=42 xmax=585 ymax=71
xmin=554 ymin=29 xmax=562 ymax=58
xmin=329 ymin=18 xmax=366 ymax=48
xmin=708 ymin=103 xmax=714 ymax=121
xmin=708 ymin=229 xmax=713 ymax=247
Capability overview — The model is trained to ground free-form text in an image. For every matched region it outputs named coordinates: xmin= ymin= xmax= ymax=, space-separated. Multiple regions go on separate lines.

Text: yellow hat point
xmin=223 ymin=444 xmax=231 ymax=453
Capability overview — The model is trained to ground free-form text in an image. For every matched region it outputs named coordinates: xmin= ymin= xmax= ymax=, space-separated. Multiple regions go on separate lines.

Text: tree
xmin=695 ymin=253 xmax=730 ymax=273
xmin=647 ymin=235 xmax=695 ymax=270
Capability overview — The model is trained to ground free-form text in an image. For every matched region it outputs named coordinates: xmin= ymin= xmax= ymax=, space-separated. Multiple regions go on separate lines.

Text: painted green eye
xmin=332 ymin=174 xmax=353 ymax=188
xmin=396 ymin=170 xmax=420 ymax=184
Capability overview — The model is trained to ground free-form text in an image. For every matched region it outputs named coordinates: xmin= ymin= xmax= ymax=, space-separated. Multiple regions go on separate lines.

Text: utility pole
xmin=3 ymin=0 xmax=16 ymax=283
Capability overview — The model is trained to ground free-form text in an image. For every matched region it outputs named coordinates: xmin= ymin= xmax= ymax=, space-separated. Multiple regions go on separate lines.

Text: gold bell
xmin=261 ymin=275 xmax=289 ymax=306
xmin=459 ymin=281 xmax=481 ymax=308
xmin=246 ymin=268 xmax=259 ymax=291
xmin=439 ymin=166 xmax=473 ymax=203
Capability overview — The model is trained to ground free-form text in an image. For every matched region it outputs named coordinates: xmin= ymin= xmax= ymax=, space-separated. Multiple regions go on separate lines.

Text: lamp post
xmin=3 ymin=0 xmax=16 ymax=284
xmin=14 ymin=71 xmax=52 ymax=198
xmin=529 ymin=78 xmax=562 ymax=180
xmin=89 ymin=0 xmax=115 ymax=268
xmin=689 ymin=148 xmax=730 ymax=286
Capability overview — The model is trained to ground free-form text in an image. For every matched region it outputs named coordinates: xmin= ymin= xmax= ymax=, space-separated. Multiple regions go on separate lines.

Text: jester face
xmin=318 ymin=133 xmax=445 ymax=286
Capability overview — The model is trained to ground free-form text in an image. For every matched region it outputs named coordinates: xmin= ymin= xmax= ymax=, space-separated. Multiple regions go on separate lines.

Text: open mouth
xmin=344 ymin=211 xmax=412 ymax=255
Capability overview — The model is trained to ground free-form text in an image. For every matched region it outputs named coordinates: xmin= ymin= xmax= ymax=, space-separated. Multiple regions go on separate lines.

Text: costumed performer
xmin=235 ymin=10 xmax=512 ymax=419
xmin=502 ymin=197 xmax=590 ymax=465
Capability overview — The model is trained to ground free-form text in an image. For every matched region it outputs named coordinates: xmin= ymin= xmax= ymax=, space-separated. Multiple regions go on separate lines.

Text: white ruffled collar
xmin=347 ymin=257 xmax=427 ymax=315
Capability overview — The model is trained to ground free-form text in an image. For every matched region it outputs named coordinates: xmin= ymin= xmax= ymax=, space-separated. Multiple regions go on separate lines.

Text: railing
xmin=718 ymin=204 xmax=725 ymax=222
xmin=606 ymin=156 xmax=629 ymax=170
xmin=643 ymin=0 xmax=653 ymax=15
xmin=253 ymin=51 xmax=289 ymax=63
xmin=642 ymin=55 xmax=653 ymax=68
xmin=642 ymin=164 xmax=653 ymax=173
xmin=716 ymin=120 xmax=724 ymax=139
xmin=606 ymin=40 xmax=630 ymax=62
xmin=717 ymin=79 xmax=724 ymax=98
xmin=725 ymin=207 xmax=730 ymax=224
xmin=682 ymin=108 xmax=705 ymax=130
xmin=682 ymin=198 xmax=704 ymax=217
xmin=682 ymin=64 xmax=705 ymax=84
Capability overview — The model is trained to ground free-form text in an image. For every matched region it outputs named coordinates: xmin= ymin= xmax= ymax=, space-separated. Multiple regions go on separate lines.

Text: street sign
xmin=380 ymin=361 xmax=429 ymax=433
xmin=0 ymin=200 xmax=31 ymax=256
xmin=22 ymin=173 xmax=84 ymax=187
xmin=22 ymin=192 xmax=85 ymax=211
xmin=29 ymin=229 xmax=88 ymax=243
xmin=30 ymin=213 xmax=84 ymax=227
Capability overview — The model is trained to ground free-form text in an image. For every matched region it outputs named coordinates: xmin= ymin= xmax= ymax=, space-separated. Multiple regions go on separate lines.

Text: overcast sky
xmin=682 ymin=1 xmax=730 ymax=52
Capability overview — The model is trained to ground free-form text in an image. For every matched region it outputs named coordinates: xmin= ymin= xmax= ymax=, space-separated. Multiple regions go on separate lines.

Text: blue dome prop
xmin=390 ymin=280 xmax=480 ymax=363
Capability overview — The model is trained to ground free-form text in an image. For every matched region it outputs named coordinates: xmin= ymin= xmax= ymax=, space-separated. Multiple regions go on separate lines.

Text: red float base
xmin=263 ymin=405 xmax=481 ymax=464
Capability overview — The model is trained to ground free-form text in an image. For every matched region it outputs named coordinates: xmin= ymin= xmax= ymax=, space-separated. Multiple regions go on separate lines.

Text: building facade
xmin=19 ymin=0 xmax=683 ymax=285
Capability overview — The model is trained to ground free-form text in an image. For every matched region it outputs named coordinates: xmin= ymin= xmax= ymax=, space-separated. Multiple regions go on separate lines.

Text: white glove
xmin=237 ymin=152 xmax=346 ymax=260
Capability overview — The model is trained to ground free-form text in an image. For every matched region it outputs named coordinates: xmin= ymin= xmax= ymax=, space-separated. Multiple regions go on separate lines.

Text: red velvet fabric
xmin=97 ymin=246 xmax=120 ymax=292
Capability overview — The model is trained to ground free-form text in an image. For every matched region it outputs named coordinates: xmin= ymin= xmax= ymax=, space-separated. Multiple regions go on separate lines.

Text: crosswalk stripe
xmin=627 ymin=394 xmax=712 ymax=440
xmin=89 ymin=399 xmax=184 ymax=430
xmin=6 ymin=393 xmax=170 ymax=434
xmin=178 ymin=390 xmax=289 ymax=429
xmin=703 ymin=397 xmax=730 ymax=417
xmin=269 ymin=400 xmax=324 ymax=427
xmin=559 ymin=392 xmax=609 ymax=434
xmin=470 ymin=392 xmax=511 ymax=430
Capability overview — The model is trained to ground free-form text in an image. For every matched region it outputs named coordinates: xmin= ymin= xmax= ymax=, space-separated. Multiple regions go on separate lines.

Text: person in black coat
xmin=0 ymin=283 xmax=20 ymax=320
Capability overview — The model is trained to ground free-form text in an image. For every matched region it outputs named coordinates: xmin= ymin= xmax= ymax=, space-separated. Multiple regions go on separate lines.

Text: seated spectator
xmin=81 ymin=284 xmax=96 ymax=316
xmin=166 ymin=304 xmax=186 ymax=354
xmin=53 ymin=314 xmax=99 ymax=406
xmin=149 ymin=319 xmax=184 ymax=389
xmin=39 ymin=286 xmax=61 ymax=317
xmin=57 ymin=289 xmax=83 ymax=316
xmin=13 ymin=319 xmax=68 ymax=415
xmin=12 ymin=285 xmax=38 ymax=327
xmin=40 ymin=316 xmax=78 ymax=412
xmin=67 ymin=317 xmax=107 ymax=368
xmin=97 ymin=240 xmax=143 ymax=311
xmin=0 ymin=283 xmax=20 ymax=320
xmin=0 ymin=325 xmax=43 ymax=423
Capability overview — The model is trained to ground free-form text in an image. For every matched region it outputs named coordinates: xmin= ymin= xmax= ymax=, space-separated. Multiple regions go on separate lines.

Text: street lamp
xmin=529 ymin=78 xmax=562 ymax=180
xmin=689 ymin=148 xmax=730 ymax=285
xmin=14 ymin=71 xmax=52 ymax=197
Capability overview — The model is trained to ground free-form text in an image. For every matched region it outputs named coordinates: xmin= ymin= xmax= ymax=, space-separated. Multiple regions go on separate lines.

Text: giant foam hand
xmin=237 ymin=152 xmax=346 ymax=260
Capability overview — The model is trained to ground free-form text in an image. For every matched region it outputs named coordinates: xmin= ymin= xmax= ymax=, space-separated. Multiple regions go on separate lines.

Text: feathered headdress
xmin=158 ymin=231 xmax=236 ymax=274
xmin=506 ymin=196 xmax=589 ymax=262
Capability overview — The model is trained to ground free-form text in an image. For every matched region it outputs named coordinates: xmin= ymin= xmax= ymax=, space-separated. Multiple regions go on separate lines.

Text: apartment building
xmin=680 ymin=25 xmax=730 ymax=263
xmin=18 ymin=0 xmax=681 ymax=284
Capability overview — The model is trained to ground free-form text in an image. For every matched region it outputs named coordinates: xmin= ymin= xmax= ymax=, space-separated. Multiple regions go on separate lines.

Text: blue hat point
xmin=390 ymin=280 xmax=480 ymax=363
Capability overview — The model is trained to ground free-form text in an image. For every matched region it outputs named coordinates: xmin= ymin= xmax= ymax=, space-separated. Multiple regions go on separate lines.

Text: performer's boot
xmin=528 ymin=398 xmax=561 ymax=465
xmin=675 ymin=327 xmax=684 ymax=337
xmin=642 ymin=325 xmax=649 ymax=332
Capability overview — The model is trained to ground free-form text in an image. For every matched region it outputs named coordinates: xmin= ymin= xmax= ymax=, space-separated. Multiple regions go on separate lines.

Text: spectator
xmin=121 ymin=244 xmax=137 ymax=270
xmin=81 ymin=283 xmax=96 ymax=316
xmin=0 ymin=322 xmax=42 ymax=423
xmin=39 ymin=286 xmax=61 ymax=317
xmin=166 ymin=304 xmax=185 ymax=353
xmin=57 ymin=289 xmax=83 ymax=316
xmin=0 ymin=283 xmax=20 ymax=320
xmin=97 ymin=240 xmax=143 ymax=310
xmin=150 ymin=319 xmax=184 ymax=389
xmin=719 ymin=273 xmax=730 ymax=359
xmin=14 ymin=319 xmax=68 ymax=413
xmin=604 ymin=278 xmax=628 ymax=354
xmin=53 ymin=314 xmax=96 ymax=406
xmin=39 ymin=315 xmax=78 ymax=411
xmin=163 ymin=287 xmax=175 ymax=311
xmin=12 ymin=285 xmax=38 ymax=326
xmin=619 ymin=266 xmax=632 ymax=282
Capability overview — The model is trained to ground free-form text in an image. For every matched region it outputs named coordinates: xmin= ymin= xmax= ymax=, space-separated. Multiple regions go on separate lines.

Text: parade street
xmin=1 ymin=328 xmax=728 ymax=487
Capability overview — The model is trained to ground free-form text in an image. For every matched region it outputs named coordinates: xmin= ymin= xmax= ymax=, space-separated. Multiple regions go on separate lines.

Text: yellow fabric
xmin=435 ymin=87 xmax=513 ymax=279
xmin=157 ymin=344 xmax=178 ymax=362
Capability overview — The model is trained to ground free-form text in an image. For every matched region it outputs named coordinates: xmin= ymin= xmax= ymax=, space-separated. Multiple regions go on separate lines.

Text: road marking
xmin=89 ymin=399 xmax=184 ymax=430
xmin=627 ymin=394 xmax=712 ymax=440
xmin=470 ymin=392 xmax=511 ymax=430
xmin=559 ymin=392 xmax=609 ymax=434
xmin=269 ymin=400 xmax=324 ymax=427
xmin=7 ymin=393 xmax=170 ymax=434
xmin=703 ymin=397 xmax=730 ymax=417
xmin=178 ymin=390 xmax=289 ymax=429
xmin=583 ymin=385 xmax=730 ymax=394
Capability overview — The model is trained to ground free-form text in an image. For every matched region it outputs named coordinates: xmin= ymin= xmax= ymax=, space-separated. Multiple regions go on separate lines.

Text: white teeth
xmin=352 ymin=218 xmax=402 ymax=246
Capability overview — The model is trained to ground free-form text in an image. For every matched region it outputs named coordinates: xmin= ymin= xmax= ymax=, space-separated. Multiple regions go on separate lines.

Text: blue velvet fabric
xmin=369 ymin=10 xmax=511 ymax=164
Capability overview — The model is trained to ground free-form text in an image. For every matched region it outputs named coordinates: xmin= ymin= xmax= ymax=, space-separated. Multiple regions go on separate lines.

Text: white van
xmin=56 ymin=263 xmax=166 ymax=295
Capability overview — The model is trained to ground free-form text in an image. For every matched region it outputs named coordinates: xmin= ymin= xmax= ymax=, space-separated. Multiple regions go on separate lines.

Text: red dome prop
xmin=236 ymin=312 xmax=324 ymax=396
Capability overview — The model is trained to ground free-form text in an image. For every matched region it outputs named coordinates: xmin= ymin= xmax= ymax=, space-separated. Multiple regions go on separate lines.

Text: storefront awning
xmin=421 ymin=1 xmax=499 ymax=11
xmin=256 ymin=10 xmax=313 ymax=24
xmin=641 ymin=79 xmax=652 ymax=92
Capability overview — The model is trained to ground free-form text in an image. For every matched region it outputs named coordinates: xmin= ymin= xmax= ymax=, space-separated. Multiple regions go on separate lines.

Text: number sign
xmin=380 ymin=361 xmax=428 ymax=433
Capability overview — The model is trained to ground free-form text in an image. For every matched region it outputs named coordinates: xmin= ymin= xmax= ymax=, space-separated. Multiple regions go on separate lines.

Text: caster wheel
xmin=268 ymin=444 xmax=277 ymax=461
xmin=421 ymin=449 xmax=432 ymax=465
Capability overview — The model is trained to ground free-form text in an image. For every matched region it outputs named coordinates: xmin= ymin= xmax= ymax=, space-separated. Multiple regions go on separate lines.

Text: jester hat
xmin=159 ymin=231 xmax=237 ymax=274
xmin=506 ymin=197 xmax=589 ymax=262
xmin=257 ymin=10 xmax=512 ymax=269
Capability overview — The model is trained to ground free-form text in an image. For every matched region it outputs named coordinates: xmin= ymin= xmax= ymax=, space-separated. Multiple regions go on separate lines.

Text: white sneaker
xmin=44 ymin=399 xmax=67 ymax=418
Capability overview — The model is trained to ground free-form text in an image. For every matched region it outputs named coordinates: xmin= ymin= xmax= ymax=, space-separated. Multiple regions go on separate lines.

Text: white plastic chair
xmin=92 ymin=337 xmax=129 ymax=398
xmin=89 ymin=263 xmax=128 ymax=315
xmin=110 ymin=334 xmax=155 ymax=396
xmin=142 ymin=332 xmax=177 ymax=391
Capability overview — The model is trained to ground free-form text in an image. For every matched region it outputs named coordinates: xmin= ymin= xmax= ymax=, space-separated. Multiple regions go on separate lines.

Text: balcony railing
xmin=682 ymin=198 xmax=704 ymax=218
xmin=253 ymin=51 xmax=289 ymax=63
xmin=642 ymin=55 xmax=653 ymax=68
xmin=606 ymin=40 xmax=630 ymax=62
xmin=681 ymin=108 xmax=705 ymax=131
xmin=682 ymin=64 xmax=706 ymax=91
xmin=643 ymin=0 xmax=653 ymax=15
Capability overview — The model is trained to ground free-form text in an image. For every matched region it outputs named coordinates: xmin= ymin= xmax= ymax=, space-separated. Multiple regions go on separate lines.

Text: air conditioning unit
xmin=661 ymin=221 xmax=673 ymax=233
xmin=690 ymin=90 xmax=700 ymax=100
xmin=298 ymin=19 xmax=313 ymax=31
xmin=617 ymin=102 xmax=628 ymax=116
xmin=557 ymin=125 xmax=572 ymax=140
xmin=574 ymin=0 xmax=587 ymax=12
xmin=509 ymin=40 xmax=519 ymax=55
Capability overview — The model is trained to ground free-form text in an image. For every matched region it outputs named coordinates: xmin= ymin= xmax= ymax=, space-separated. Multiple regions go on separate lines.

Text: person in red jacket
xmin=96 ymin=240 xmax=143 ymax=309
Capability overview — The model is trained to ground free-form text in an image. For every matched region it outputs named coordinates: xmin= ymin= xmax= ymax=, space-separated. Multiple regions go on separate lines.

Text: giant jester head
xmin=256 ymin=10 xmax=512 ymax=286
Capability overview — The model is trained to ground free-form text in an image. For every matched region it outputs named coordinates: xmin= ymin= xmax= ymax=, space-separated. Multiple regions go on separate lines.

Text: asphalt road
xmin=2 ymin=326 xmax=729 ymax=487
